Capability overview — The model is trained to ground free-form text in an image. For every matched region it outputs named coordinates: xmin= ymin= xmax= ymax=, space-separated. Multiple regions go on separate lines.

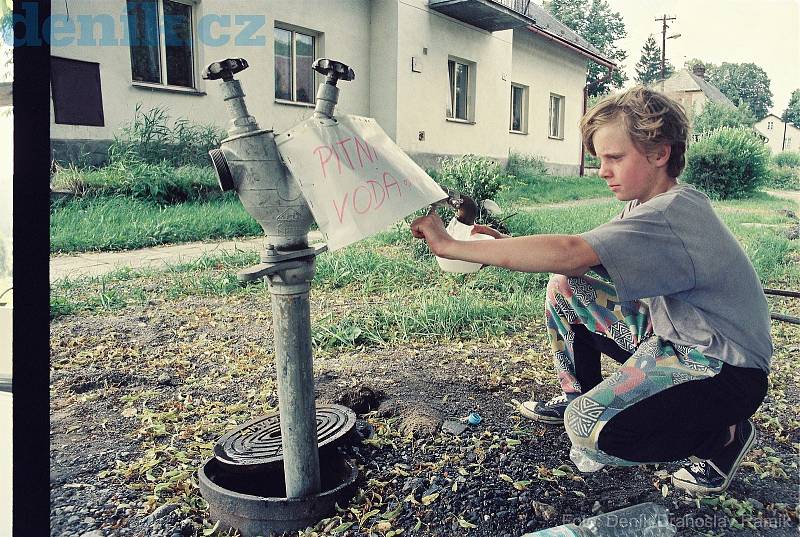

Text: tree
xmin=693 ymin=101 xmax=756 ymax=134
xmin=784 ymin=89 xmax=800 ymax=125
xmin=706 ymin=62 xmax=773 ymax=120
xmin=635 ymin=35 xmax=672 ymax=85
xmin=544 ymin=0 xmax=628 ymax=96
xmin=684 ymin=58 xmax=717 ymax=74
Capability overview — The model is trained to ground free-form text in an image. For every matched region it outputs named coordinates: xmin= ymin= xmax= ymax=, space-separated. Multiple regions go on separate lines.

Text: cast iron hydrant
xmin=203 ymin=57 xmax=355 ymax=498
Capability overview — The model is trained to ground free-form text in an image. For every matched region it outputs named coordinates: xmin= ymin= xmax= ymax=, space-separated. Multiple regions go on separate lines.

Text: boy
xmin=410 ymin=86 xmax=771 ymax=494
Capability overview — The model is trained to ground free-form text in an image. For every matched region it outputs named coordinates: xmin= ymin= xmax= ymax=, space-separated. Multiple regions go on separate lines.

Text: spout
xmin=454 ymin=195 xmax=478 ymax=226
xmin=203 ymin=58 xmax=259 ymax=135
xmin=311 ymin=58 xmax=356 ymax=119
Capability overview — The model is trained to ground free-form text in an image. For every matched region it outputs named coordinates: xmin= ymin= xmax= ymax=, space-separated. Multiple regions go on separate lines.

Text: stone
xmin=442 ymin=420 xmax=468 ymax=435
xmin=532 ymin=500 xmax=557 ymax=521
xmin=147 ymin=503 xmax=180 ymax=521
xmin=157 ymin=373 xmax=173 ymax=386
xmin=79 ymin=531 xmax=105 ymax=537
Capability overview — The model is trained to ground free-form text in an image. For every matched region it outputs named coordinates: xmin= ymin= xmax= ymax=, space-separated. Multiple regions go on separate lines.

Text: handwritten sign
xmin=274 ymin=115 xmax=447 ymax=251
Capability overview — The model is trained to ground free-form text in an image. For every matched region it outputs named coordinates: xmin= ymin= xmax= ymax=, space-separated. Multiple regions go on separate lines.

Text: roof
xmin=657 ymin=69 xmax=735 ymax=107
xmin=520 ymin=2 xmax=616 ymax=68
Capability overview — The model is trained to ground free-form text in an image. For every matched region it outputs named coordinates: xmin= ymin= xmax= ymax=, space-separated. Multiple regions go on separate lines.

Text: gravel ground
xmin=50 ymin=289 xmax=800 ymax=537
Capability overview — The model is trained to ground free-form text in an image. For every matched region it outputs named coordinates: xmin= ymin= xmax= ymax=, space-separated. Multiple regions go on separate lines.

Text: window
xmin=549 ymin=93 xmax=564 ymax=139
xmin=767 ymin=121 xmax=773 ymax=130
xmin=51 ymin=57 xmax=105 ymax=126
xmin=447 ymin=58 xmax=474 ymax=122
xmin=786 ymin=137 xmax=793 ymax=150
xmin=509 ymin=83 xmax=528 ymax=133
xmin=126 ymin=0 xmax=196 ymax=88
xmin=275 ymin=26 xmax=316 ymax=104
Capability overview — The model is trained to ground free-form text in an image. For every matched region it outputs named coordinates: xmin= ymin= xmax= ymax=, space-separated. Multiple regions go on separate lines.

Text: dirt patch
xmin=50 ymin=292 xmax=799 ymax=537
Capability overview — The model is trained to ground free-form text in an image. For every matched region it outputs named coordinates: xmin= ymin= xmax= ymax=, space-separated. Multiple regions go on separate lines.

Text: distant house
xmin=655 ymin=64 xmax=735 ymax=119
xmin=49 ymin=0 xmax=615 ymax=174
xmin=754 ymin=114 xmax=800 ymax=153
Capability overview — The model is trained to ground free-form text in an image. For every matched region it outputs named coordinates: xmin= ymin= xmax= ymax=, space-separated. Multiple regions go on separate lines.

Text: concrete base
xmin=51 ymin=138 xmax=113 ymax=167
xmin=199 ymin=453 xmax=358 ymax=537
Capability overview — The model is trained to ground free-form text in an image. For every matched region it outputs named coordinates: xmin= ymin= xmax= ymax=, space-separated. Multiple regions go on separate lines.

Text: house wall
xmin=50 ymin=0 xmax=371 ymax=161
xmin=368 ymin=0 xmax=399 ymax=140
xmin=50 ymin=0 xmax=590 ymax=174
xmin=659 ymin=71 xmax=708 ymax=118
xmin=508 ymin=28 xmax=586 ymax=173
xmin=754 ymin=115 xmax=800 ymax=153
xmin=666 ymin=90 xmax=707 ymax=121
xmin=392 ymin=0 xmax=513 ymax=166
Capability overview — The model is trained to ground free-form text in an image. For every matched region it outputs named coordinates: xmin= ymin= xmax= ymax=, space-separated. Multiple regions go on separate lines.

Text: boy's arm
xmin=411 ymin=214 xmax=599 ymax=276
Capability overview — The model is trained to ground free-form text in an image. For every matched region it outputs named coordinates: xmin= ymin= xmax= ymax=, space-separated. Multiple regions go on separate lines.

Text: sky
xmin=539 ymin=0 xmax=800 ymax=118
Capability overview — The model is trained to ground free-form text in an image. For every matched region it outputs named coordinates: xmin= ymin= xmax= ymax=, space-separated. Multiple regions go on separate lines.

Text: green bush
xmin=51 ymin=161 xmax=220 ymax=205
xmin=583 ymin=154 xmax=600 ymax=168
xmin=506 ymin=151 xmax=549 ymax=178
xmin=764 ymin=165 xmax=800 ymax=190
xmin=692 ymin=102 xmax=756 ymax=134
xmin=108 ymin=104 xmax=226 ymax=167
xmin=773 ymin=151 xmax=800 ymax=168
xmin=437 ymin=154 xmax=504 ymax=206
xmin=683 ymin=127 xmax=770 ymax=199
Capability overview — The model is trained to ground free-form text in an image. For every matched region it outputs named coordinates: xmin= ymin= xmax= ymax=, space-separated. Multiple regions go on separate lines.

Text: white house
xmin=754 ymin=114 xmax=799 ymax=154
xmin=49 ymin=0 xmax=615 ymax=174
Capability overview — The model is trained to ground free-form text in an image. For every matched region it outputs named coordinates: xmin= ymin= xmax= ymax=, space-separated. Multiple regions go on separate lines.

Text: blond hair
xmin=580 ymin=86 xmax=690 ymax=178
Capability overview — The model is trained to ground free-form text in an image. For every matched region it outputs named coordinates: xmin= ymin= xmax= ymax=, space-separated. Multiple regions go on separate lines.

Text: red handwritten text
xmin=313 ymin=135 xmax=379 ymax=179
xmin=332 ymin=172 xmax=412 ymax=223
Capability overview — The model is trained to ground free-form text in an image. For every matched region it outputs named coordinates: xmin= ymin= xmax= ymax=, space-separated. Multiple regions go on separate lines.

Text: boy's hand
xmin=471 ymin=224 xmax=509 ymax=239
xmin=410 ymin=213 xmax=452 ymax=256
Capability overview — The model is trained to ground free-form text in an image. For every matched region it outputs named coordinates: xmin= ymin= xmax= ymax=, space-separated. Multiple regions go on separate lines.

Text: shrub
xmin=583 ymin=154 xmax=600 ymax=168
xmin=683 ymin=127 xmax=770 ymax=199
xmin=773 ymin=151 xmax=800 ymax=168
xmin=764 ymin=165 xmax=800 ymax=190
xmin=692 ymin=102 xmax=756 ymax=134
xmin=108 ymin=104 xmax=226 ymax=167
xmin=437 ymin=154 xmax=504 ymax=206
xmin=506 ymin=151 xmax=549 ymax=178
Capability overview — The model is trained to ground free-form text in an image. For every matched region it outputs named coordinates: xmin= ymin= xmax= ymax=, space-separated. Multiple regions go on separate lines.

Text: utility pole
xmin=656 ymin=14 xmax=677 ymax=88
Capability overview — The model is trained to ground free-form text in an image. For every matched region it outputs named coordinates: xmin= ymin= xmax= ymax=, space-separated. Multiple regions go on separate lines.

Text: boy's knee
xmin=563 ymin=394 xmax=605 ymax=451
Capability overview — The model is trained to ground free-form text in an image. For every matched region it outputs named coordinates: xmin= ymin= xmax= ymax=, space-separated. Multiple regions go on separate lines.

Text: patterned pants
xmin=545 ymin=274 xmax=724 ymax=467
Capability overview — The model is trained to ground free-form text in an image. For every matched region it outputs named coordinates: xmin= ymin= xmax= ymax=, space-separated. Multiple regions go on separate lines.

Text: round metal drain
xmin=214 ymin=404 xmax=356 ymax=471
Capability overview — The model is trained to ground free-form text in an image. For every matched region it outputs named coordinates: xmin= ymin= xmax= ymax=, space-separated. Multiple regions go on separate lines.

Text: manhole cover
xmin=213 ymin=404 xmax=356 ymax=471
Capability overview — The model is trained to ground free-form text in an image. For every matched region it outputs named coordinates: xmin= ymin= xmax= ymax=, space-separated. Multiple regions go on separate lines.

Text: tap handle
xmin=313 ymin=58 xmax=355 ymax=84
xmin=203 ymin=58 xmax=249 ymax=81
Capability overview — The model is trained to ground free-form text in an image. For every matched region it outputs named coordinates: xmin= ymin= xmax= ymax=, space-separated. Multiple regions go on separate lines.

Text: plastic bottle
xmin=570 ymin=446 xmax=606 ymax=473
xmin=521 ymin=502 xmax=676 ymax=537
xmin=434 ymin=217 xmax=493 ymax=273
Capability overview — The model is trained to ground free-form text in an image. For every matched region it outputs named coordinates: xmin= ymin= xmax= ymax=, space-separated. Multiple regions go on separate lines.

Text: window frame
xmin=446 ymin=56 xmax=476 ymax=124
xmin=767 ymin=121 xmax=773 ymax=130
xmin=548 ymin=93 xmax=565 ymax=140
xmin=126 ymin=0 xmax=199 ymax=92
xmin=509 ymin=83 xmax=528 ymax=134
xmin=274 ymin=23 xmax=319 ymax=106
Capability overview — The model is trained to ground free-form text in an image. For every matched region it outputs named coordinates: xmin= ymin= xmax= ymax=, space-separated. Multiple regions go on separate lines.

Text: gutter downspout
xmin=580 ymin=83 xmax=587 ymax=177
xmin=579 ymin=66 xmax=614 ymax=177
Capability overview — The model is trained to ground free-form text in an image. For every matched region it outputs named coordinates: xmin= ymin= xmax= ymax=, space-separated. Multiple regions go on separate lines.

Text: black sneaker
xmin=517 ymin=394 xmax=570 ymax=424
xmin=671 ymin=419 xmax=756 ymax=494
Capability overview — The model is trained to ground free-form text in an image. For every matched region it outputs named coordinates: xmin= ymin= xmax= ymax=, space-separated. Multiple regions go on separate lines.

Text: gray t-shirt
xmin=580 ymin=184 xmax=772 ymax=371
